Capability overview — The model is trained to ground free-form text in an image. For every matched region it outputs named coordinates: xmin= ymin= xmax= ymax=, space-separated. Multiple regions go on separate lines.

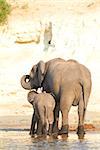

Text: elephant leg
xmin=36 ymin=106 xmax=46 ymax=135
xmin=59 ymin=95 xmax=74 ymax=136
xmin=30 ymin=111 xmax=37 ymax=136
xmin=59 ymin=108 xmax=69 ymax=136
xmin=47 ymin=109 xmax=54 ymax=135
xmin=42 ymin=123 xmax=47 ymax=135
xmin=41 ymin=113 xmax=47 ymax=135
xmin=48 ymin=124 xmax=53 ymax=135
xmin=77 ymin=94 xmax=86 ymax=139
xmin=30 ymin=112 xmax=34 ymax=135
xmin=36 ymin=119 xmax=43 ymax=135
xmin=52 ymin=102 xmax=59 ymax=134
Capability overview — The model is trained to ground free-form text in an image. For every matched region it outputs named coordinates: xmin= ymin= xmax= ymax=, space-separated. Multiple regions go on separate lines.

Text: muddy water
xmin=0 ymin=131 xmax=100 ymax=150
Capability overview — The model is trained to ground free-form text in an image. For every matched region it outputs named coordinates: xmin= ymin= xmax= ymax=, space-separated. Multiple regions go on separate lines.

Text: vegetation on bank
xmin=0 ymin=0 xmax=11 ymax=25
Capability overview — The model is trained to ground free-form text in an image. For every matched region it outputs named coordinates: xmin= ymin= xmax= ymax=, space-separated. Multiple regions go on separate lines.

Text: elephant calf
xmin=27 ymin=90 xmax=55 ymax=136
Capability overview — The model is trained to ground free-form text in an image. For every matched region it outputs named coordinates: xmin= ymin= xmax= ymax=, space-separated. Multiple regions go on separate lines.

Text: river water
xmin=0 ymin=131 xmax=100 ymax=150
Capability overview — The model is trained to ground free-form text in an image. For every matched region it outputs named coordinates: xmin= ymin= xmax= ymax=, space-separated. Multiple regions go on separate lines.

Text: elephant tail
xmin=79 ymin=80 xmax=91 ymax=109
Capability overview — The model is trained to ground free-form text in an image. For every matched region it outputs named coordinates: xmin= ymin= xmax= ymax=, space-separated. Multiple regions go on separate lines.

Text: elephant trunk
xmin=20 ymin=75 xmax=32 ymax=90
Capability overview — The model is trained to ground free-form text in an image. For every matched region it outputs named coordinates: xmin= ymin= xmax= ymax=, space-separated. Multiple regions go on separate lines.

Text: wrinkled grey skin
xmin=27 ymin=90 xmax=55 ymax=136
xmin=21 ymin=58 xmax=92 ymax=138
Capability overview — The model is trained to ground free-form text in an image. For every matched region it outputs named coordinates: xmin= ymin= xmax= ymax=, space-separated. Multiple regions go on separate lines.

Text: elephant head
xmin=21 ymin=61 xmax=45 ymax=90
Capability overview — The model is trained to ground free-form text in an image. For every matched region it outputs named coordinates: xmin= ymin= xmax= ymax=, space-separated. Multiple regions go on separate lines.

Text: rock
xmin=15 ymin=31 xmax=40 ymax=44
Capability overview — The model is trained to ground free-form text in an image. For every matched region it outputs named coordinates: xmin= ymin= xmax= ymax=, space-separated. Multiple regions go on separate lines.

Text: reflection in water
xmin=0 ymin=131 xmax=100 ymax=150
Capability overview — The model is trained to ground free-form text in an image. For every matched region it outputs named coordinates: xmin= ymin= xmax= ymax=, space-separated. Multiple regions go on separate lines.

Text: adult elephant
xmin=21 ymin=58 xmax=92 ymax=138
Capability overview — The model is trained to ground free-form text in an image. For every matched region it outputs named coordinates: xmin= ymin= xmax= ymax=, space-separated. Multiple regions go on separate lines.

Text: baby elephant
xmin=27 ymin=90 xmax=55 ymax=136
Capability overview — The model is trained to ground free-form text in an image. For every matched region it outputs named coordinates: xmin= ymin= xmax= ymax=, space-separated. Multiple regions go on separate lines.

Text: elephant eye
xmin=31 ymin=68 xmax=34 ymax=73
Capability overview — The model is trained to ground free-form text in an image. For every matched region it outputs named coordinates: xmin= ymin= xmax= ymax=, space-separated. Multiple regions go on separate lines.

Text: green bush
xmin=0 ymin=0 xmax=11 ymax=25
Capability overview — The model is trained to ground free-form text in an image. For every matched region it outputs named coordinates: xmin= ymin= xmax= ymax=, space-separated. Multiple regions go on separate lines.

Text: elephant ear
xmin=37 ymin=60 xmax=45 ymax=86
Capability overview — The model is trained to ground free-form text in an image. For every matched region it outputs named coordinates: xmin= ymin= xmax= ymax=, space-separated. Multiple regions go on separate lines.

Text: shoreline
xmin=0 ymin=115 xmax=100 ymax=132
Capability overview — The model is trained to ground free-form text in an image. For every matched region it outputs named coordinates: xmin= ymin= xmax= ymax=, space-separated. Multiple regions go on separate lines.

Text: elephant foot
xmin=31 ymin=134 xmax=36 ymax=138
xmin=48 ymin=124 xmax=53 ymax=136
xmin=36 ymin=129 xmax=43 ymax=136
xmin=42 ymin=127 xmax=47 ymax=135
xmin=29 ymin=131 xmax=31 ymax=135
xmin=52 ymin=124 xmax=59 ymax=135
xmin=29 ymin=130 xmax=35 ymax=136
xmin=36 ymin=132 xmax=43 ymax=136
xmin=77 ymin=125 xmax=85 ymax=139
xmin=59 ymin=124 xmax=69 ymax=136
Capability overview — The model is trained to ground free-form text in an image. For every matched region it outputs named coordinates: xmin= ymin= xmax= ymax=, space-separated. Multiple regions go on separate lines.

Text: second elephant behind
xmin=27 ymin=90 xmax=55 ymax=136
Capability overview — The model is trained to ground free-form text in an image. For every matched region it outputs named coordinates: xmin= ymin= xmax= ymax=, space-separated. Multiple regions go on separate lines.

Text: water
xmin=0 ymin=131 xmax=100 ymax=150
